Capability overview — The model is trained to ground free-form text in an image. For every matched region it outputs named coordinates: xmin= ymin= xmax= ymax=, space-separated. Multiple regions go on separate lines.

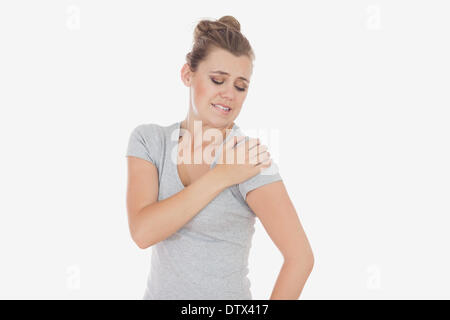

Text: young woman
xmin=126 ymin=16 xmax=314 ymax=300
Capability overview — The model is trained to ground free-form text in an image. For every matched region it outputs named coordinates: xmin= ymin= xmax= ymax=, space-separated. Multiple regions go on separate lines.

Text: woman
xmin=126 ymin=16 xmax=314 ymax=300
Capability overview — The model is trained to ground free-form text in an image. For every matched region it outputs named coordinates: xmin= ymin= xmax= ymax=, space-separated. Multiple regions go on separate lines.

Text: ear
xmin=180 ymin=63 xmax=193 ymax=87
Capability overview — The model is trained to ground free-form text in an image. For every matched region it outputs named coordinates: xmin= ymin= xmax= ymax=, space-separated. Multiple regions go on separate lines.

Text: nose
xmin=219 ymin=83 xmax=235 ymax=102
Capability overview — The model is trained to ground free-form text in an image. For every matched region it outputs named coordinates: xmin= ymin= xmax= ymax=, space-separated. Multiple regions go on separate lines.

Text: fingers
xmin=227 ymin=135 xmax=246 ymax=149
xmin=248 ymin=142 xmax=269 ymax=165
xmin=221 ymin=136 xmax=244 ymax=164
xmin=223 ymin=135 xmax=271 ymax=166
xmin=256 ymin=144 xmax=268 ymax=154
xmin=248 ymin=144 xmax=268 ymax=162
xmin=251 ymin=150 xmax=270 ymax=165
xmin=255 ymin=157 xmax=272 ymax=171
xmin=247 ymin=138 xmax=260 ymax=151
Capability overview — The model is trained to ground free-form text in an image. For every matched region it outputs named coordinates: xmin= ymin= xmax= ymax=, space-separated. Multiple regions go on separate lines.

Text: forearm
xmin=269 ymin=256 xmax=314 ymax=300
xmin=134 ymin=168 xmax=229 ymax=248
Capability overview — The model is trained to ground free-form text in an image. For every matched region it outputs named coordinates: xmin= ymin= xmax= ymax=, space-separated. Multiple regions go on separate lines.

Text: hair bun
xmin=217 ymin=15 xmax=241 ymax=32
xmin=194 ymin=16 xmax=241 ymax=41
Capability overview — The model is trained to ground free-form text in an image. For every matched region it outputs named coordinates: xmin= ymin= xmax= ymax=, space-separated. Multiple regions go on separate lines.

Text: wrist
xmin=209 ymin=167 xmax=231 ymax=190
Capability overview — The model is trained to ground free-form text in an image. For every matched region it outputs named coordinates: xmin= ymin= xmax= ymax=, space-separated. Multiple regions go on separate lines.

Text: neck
xmin=180 ymin=117 xmax=235 ymax=150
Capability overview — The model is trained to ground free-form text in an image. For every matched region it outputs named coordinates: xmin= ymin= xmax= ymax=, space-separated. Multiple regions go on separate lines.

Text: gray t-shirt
xmin=126 ymin=120 xmax=283 ymax=299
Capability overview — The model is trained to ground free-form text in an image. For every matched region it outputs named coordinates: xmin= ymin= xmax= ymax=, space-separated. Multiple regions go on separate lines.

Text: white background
xmin=0 ymin=0 xmax=449 ymax=299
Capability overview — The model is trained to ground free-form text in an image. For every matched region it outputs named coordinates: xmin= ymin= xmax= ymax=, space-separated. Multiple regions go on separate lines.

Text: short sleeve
xmin=238 ymin=160 xmax=283 ymax=201
xmin=125 ymin=124 xmax=162 ymax=168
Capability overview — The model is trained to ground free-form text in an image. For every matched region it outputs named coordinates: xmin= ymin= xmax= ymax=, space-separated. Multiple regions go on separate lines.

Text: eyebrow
xmin=209 ymin=70 xmax=249 ymax=83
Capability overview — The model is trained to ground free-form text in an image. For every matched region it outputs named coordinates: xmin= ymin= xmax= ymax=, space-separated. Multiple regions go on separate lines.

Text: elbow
xmin=308 ymin=254 xmax=315 ymax=271
xmin=138 ymin=243 xmax=150 ymax=250
xmin=285 ymin=250 xmax=314 ymax=270
xmin=130 ymin=226 xmax=153 ymax=250
xmin=303 ymin=246 xmax=315 ymax=271
xmin=134 ymin=235 xmax=152 ymax=250
xmin=305 ymin=249 xmax=315 ymax=270
xmin=135 ymin=238 xmax=151 ymax=250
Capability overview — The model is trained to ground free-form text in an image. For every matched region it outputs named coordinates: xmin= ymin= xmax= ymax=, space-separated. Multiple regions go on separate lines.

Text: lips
xmin=211 ymin=103 xmax=232 ymax=114
xmin=212 ymin=103 xmax=231 ymax=110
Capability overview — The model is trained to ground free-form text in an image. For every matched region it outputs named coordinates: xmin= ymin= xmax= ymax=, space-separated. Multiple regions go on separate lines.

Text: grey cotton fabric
xmin=126 ymin=121 xmax=283 ymax=300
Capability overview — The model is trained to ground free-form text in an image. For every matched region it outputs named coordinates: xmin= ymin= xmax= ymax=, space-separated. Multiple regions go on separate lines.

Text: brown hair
xmin=186 ymin=16 xmax=255 ymax=72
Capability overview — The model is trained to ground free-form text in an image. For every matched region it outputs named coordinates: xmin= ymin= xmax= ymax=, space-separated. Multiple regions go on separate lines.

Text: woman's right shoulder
xmin=126 ymin=123 xmax=168 ymax=167
xmin=129 ymin=121 xmax=179 ymax=147
xmin=131 ymin=122 xmax=166 ymax=141
xmin=132 ymin=122 xmax=162 ymax=133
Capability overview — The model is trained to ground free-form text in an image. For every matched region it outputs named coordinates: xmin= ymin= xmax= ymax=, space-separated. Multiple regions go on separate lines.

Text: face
xmin=181 ymin=47 xmax=253 ymax=129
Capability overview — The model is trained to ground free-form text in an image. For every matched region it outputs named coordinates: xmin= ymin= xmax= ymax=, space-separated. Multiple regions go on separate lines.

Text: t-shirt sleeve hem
xmin=238 ymin=171 xmax=283 ymax=201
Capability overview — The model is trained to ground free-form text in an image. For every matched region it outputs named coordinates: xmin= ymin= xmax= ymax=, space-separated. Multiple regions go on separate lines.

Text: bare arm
xmin=126 ymin=156 xmax=229 ymax=249
xmin=245 ymin=180 xmax=314 ymax=299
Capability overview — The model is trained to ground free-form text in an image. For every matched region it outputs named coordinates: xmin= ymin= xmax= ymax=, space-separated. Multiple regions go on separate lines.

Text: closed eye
xmin=210 ymin=77 xmax=246 ymax=92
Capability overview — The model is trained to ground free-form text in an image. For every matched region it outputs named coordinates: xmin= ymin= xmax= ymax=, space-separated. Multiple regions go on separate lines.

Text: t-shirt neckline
xmin=171 ymin=120 xmax=238 ymax=189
